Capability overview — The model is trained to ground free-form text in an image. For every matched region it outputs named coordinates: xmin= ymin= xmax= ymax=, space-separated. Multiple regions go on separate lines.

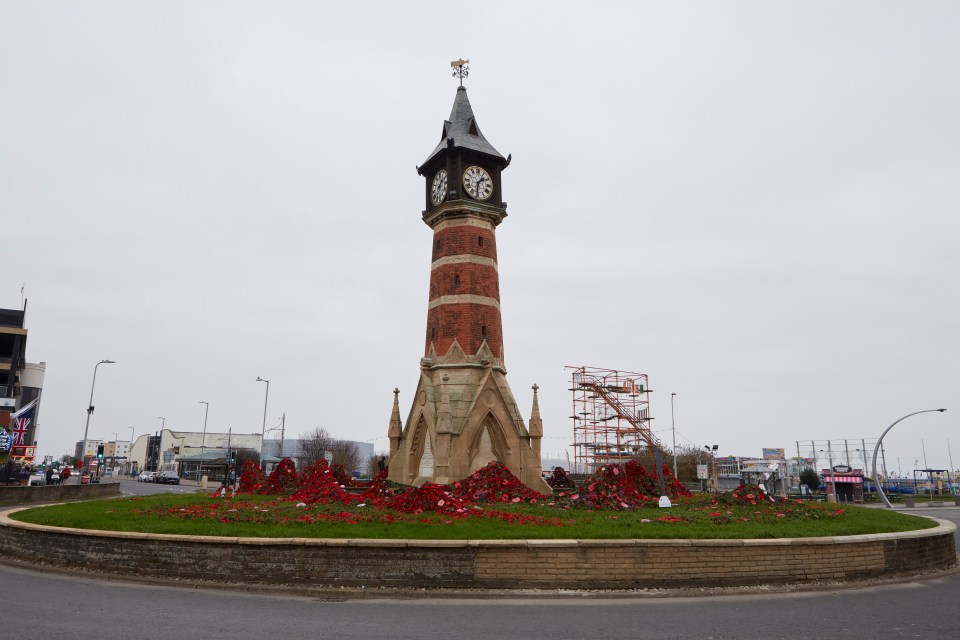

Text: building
xmin=1 ymin=304 xmax=45 ymax=464
xmin=74 ymin=439 xmax=104 ymax=461
xmin=117 ymin=428 xmax=377 ymax=480
xmin=387 ymin=75 xmax=549 ymax=493
xmin=102 ymin=440 xmax=131 ymax=474
xmin=129 ymin=428 xmax=262 ymax=473
xmin=69 ymin=439 xmax=130 ymax=477
xmin=261 ymin=438 xmax=375 ymax=474
xmin=705 ymin=453 xmax=816 ymax=494
xmin=822 ymin=465 xmax=865 ymax=503
xmin=714 ymin=456 xmax=743 ymax=492
xmin=260 ymin=438 xmax=301 ymax=466
xmin=0 ymin=307 xmax=27 ymax=410
xmin=739 ymin=460 xmax=789 ymax=494
xmin=104 ymin=439 xmax=131 ymax=462
xmin=785 ymin=456 xmax=816 ymax=490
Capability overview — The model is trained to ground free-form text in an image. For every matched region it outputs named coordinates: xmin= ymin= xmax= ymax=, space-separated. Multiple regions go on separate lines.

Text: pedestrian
xmin=45 ymin=466 xmax=53 ymax=484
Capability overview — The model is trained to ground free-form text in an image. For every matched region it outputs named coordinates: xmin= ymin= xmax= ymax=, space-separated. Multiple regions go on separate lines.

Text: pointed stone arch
xmin=467 ymin=411 xmax=510 ymax=474
xmin=407 ymin=415 xmax=431 ymax=484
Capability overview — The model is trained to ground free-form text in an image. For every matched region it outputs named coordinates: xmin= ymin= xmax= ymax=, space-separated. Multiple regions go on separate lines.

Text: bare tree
xmin=297 ymin=427 xmax=362 ymax=473
xmin=673 ymin=444 xmax=708 ymax=483
xmin=298 ymin=427 xmax=335 ymax=465
xmin=330 ymin=440 xmax=361 ymax=472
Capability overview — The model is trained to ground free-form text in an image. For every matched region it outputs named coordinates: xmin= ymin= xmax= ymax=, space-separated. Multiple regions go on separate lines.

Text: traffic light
xmin=229 ymin=450 xmax=236 ymax=464
xmin=96 ymin=444 xmax=104 ymax=459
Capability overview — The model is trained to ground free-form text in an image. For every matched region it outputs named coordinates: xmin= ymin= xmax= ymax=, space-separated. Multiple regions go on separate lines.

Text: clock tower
xmin=419 ymin=85 xmax=508 ymax=359
xmin=388 ymin=76 xmax=549 ymax=492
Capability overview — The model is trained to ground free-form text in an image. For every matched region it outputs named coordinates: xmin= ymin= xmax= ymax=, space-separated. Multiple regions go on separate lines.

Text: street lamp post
xmin=948 ymin=439 xmax=956 ymax=489
xmin=198 ymin=401 xmax=209 ymax=483
xmin=156 ymin=417 xmax=165 ymax=471
xmin=698 ymin=448 xmax=705 ymax=492
xmin=873 ymin=409 xmax=947 ymax=509
xmin=670 ymin=392 xmax=677 ymax=478
xmin=80 ymin=359 xmax=115 ymax=483
xmin=256 ymin=377 xmax=269 ymax=469
xmin=128 ymin=426 xmax=135 ymax=474
xmin=704 ymin=445 xmax=718 ymax=492
xmin=820 ymin=448 xmax=835 ymax=502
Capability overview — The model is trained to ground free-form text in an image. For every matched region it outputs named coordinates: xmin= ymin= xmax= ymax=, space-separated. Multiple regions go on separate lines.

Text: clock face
xmin=431 ymin=169 xmax=448 ymax=205
xmin=462 ymin=165 xmax=493 ymax=200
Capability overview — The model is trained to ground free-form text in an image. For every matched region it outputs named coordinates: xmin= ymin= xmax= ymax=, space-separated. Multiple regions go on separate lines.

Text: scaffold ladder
xmin=574 ymin=373 xmax=659 ymax=450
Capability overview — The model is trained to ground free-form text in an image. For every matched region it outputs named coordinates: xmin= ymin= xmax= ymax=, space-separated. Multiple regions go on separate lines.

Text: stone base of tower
xmin=388 ymin=340 xmax=551 ymax=494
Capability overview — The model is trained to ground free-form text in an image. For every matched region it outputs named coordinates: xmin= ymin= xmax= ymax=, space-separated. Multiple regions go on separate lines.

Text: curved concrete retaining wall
xmin=0 ymin=482 xmax=121 ymax=506
xmin=0 ymin=511 xmax=954 ymax=590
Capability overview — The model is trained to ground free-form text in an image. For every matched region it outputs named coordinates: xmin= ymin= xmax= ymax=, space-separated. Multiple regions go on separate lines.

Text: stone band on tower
xmin=388 ymin=81 xmax=549 ymax=493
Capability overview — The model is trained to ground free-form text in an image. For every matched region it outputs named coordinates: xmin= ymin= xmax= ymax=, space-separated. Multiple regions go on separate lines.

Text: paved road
xmin=2 ymin=560 xmax=958 ymax=640
xmin=883 ymin=503 xmax=960 ymax=549
xmin=116 ymin=476 xmax=209 ymax=497
xmin=2 ymin=501 xmax=957 ymax=639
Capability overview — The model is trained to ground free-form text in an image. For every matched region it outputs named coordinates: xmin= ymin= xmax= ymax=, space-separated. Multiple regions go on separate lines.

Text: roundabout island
xmin=0 ymin=461 xmax=955 ymax=593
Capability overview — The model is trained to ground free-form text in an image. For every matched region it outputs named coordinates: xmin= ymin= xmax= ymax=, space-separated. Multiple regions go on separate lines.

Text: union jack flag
xmin=10 ymin=399 xmax=38 ymax=446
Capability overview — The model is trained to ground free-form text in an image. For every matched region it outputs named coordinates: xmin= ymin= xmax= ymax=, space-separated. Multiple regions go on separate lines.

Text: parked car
xmin=138 ymin=471 xmax=157 ymax=483
xmin=155 ymin=471 xmax=180 ymax=485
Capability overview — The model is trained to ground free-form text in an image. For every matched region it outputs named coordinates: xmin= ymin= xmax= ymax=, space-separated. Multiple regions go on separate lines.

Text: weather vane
xmin=451 ymin=58 xmax=469 ymax=87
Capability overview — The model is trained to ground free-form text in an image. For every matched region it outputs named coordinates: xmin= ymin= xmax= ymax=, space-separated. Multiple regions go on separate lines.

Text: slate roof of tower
xmin=421 ymin=86 xmax=506 ymax=168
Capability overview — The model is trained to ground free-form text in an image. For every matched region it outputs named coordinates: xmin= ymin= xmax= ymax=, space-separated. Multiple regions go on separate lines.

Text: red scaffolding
xmin=566 ymin=365 xmax=658 ymax=474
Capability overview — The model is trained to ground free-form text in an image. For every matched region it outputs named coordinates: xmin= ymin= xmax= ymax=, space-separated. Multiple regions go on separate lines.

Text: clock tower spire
xmin=416 ymin=76 xmax=511 ymax=359
xmin=388 ymin=69 xmax=548 ymax=493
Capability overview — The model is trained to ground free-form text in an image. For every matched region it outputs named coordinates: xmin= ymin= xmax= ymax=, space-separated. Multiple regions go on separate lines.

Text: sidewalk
xmin=860 ymin=498 xmax=960 ymax=510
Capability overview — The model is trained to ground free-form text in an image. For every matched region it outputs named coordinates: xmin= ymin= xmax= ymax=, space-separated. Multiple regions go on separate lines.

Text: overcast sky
xmin=2 ymin=1 xmax=957 ymax=476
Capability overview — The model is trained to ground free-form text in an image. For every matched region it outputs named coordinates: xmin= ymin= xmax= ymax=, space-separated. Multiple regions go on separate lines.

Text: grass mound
xmin=9 ymin=490 xmax=936 ymax=541
xmin=8 ymin=457 xmax=937 ymax=540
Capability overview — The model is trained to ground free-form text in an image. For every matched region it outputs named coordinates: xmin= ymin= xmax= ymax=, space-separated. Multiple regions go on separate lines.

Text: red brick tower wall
xmin=425 ymin=220 xmax=503 ymax=357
